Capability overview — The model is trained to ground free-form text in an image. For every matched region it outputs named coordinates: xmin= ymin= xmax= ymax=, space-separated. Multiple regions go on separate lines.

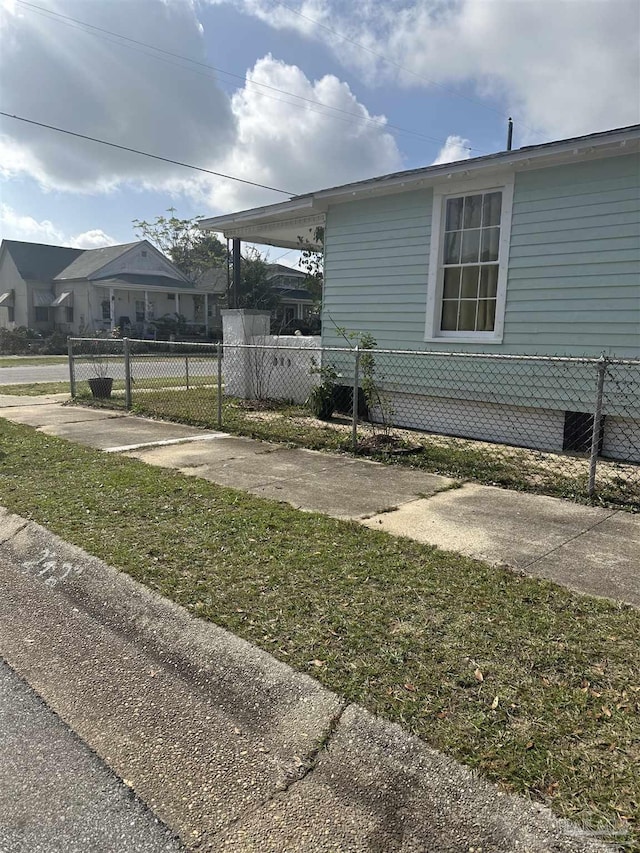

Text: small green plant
xmin=358 ymin=332 xmax=395 ymax=436
xmin=308 ymin=358 xmax=338 ymax=420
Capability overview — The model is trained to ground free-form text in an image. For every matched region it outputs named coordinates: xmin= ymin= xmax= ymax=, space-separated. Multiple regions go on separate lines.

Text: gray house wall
xmin=0 ymin=250 xmax=28 ymax=328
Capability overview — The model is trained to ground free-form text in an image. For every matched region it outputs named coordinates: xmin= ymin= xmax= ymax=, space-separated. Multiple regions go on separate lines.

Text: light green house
xmin=201 ymin=125 xmax=640 ymax=460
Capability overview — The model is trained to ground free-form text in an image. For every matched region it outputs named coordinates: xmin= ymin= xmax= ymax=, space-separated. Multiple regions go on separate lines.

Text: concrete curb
xmin=0 ymin=508 xmax=614 ymax=852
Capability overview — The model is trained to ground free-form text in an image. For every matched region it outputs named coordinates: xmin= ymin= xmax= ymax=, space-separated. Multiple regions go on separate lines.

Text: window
xmin=34 ymin=306 xmax=49 ymax=323
xmin=101 ymin=300 xmax=110 ymax=321
xmin=168 ymin=293 xmax=175 ymax=301
xmin=135 ymin=300 xmax=145 ymax=322
xmin=8 ymin=307 xmax=14 ymax=323
xmin=425 ymin=177 xmax=513 ymax=342
xmin=65 ymin=307 xmax=74 ymax=323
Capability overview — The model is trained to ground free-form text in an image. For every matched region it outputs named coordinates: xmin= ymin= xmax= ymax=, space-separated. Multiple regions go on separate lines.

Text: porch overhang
xmin=0 ymin=290 xmax=14 ymax=307
xmin=199 ymin=198 xmax=325 ymax=250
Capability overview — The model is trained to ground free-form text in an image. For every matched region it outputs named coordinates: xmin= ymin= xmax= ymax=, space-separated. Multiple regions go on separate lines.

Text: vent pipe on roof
xmin=507 ymin=117 xmax=514 ymax=151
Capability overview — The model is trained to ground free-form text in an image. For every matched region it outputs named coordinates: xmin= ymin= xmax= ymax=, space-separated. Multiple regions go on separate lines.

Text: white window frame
xmin=425 ymin=174 xmax=514 ymax=344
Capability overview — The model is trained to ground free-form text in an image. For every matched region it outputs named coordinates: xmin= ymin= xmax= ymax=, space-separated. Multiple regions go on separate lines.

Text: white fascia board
xmin=198 ymin=196 xmax=317 ymax=233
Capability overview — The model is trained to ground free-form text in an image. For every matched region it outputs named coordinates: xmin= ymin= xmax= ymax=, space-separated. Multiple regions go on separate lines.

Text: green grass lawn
xmin=0 ymin=356 xmax=69 ymax=368
xmin=0 ymin=418 xmax=637 ymax=846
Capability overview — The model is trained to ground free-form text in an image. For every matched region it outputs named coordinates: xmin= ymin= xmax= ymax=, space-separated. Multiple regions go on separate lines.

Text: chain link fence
xmin=68 ymin=337 xmax=640 ymax=509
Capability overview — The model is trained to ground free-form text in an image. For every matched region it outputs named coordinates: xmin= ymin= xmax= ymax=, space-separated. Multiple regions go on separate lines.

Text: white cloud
xmin=227 ymin=0 xmax=640 ymax=140
xmin=431 ymin=135 xmax=472 ymax=165
xmin=203 ymin=55 xmax=402 ymax=210
xmin=0 ymin=0 xmax=235 ymax=192
xmin=70 ymin=229 xmax=116 ymax=249
xmin=0 ymin=1 xmax=402 ymax=213
xmin=0 ymin=204 xmax=115 ymax=247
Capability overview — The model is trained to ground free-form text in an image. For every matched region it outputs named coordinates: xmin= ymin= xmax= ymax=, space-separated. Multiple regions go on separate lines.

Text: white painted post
xmin=144 ymin=291 xmax=150 ymax=335
xmin=109 ymin=287 xmax=115 ymax=332
xmin=175 ymin=292 xmax=180 ymax=318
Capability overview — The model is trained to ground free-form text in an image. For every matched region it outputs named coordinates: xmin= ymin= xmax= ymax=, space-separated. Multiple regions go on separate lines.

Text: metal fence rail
xmin=68 ymin=337 xmax=640 ymax=509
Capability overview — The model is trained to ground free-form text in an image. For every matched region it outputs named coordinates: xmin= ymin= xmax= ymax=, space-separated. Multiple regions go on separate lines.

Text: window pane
xmin=480 ymin=227 xmax=500 ymax=262
xmin=476 ymin=299 xmax=496 ymax=331
xmin=482 ymin=192 xmax=502 ymax=227
xmin=443 ymin=267 xmax=461 ymax=298
xmin=441 ymin=300 xmax=458 ymax=331
xmin=445 ymin=197 xmax=463 ymax=231
xmin=461 ymin=229 xmax=480 ymax=263
xmin=444 ymin=231 xmax=461 ymax=264
xmin=463 ymin=194 xmax=482 ymax=229
xmin=458 ymin=300 xmax=477 ymax=331
xmin=461 ymin=266 xmax=479 ymax=298
xmin=479 ymin=265 xmax=498 ymax=298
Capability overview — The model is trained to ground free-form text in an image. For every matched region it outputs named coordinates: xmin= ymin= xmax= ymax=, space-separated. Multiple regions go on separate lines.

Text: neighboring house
xmin=265 ymin=263 xmax=315 ymax=329
xmin=0 ymin=239 xmax=219 ymax=338
xmin=198 ymin=124 xmax=640 ymax=459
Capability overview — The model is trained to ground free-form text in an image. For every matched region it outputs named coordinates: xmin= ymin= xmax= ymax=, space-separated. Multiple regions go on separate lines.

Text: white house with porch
xmin=0 ymin=239 xmax=218 ymax=338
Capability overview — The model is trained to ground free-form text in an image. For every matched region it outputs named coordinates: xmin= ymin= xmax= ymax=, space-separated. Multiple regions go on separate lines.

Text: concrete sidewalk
xmin=1 ymin=395 xmax=638 ymax=606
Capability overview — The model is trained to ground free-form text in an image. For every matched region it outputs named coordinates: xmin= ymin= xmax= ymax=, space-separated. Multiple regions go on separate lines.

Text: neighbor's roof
xmin=2 ymin=240 xmax=83 ymax=281
xmin=199 ymin=123 xmax=640 ymax=249
xmin=96 ymin=274 xmax=196 ymax=291
xmin=266 ymin=263 xmax=306 ymax=278
xmin=54 ymin=241 xmax=141 ymax=280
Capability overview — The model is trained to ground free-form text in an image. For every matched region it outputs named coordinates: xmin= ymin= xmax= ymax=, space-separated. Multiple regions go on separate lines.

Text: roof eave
xmin=197 ymin=125 xmax=639 ymax=243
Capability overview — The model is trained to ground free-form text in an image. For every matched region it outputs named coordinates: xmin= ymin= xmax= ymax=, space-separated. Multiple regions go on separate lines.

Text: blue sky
xmin=1 ymin=0 xmax=638 ymax=262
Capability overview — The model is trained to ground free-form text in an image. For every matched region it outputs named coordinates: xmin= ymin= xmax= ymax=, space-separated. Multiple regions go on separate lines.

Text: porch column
xmin=204 ymin=292 xmax=209 ymax=336
xmin=109 ymin=287 xmax=115 ymax=332
xmin=175 ymin=292 xmax=180 ymax=317
xmin=144 ymin=290 xmax=150 ymax=331
xmin=232 ymin=238 xmax=241 ymax=309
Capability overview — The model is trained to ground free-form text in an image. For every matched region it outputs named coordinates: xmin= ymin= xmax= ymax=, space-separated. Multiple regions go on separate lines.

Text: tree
xmin=133 ymin=209 xmax=279 ymax=313
xmin=233 ymin=247 xmax=279 ymax=310
xmin=297 ymin=225 xmax=324 ymax=302
xmin=132 ymin=209 xmax=227 ymax=281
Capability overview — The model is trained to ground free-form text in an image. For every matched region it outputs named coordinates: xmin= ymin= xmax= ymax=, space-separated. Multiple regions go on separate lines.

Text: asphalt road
xmin=0 ymin=659 xmax=182 ymax=853
xmin=0 ymin=357 xmax=217 ymax=385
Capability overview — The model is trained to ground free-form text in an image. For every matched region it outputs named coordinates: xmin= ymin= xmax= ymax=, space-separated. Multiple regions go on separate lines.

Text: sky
xmin=0 ymin=0 xmax=638 ymax=267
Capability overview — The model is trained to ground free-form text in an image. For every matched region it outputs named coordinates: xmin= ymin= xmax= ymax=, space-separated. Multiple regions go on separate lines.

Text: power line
xmin=15 ymin=0 xmax=478 ymax=152
xmin=276 ymin=1 xmax=547 ymax=140
xmin=0 ymin=111 xmax=294 ymax=195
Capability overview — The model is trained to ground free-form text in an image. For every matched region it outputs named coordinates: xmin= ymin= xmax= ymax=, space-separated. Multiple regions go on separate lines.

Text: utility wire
xmin=0 ymin=111 xmax=294 ymax=195
xmin=276 ymin=1 xmax=547 ymax=140
xmin=15 ymin=0 xmax=477 ymax=152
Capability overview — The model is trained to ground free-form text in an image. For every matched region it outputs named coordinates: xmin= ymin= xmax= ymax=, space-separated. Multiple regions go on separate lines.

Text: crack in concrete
xmin=521 ymin=509 xmax=620 ymax=571
xmin=205 ymin=700 xmax=350 ymax=849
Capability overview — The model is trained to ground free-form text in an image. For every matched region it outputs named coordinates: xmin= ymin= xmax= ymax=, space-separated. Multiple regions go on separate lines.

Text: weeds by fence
xmin=68 ymin=337 xmax=640 ymax=509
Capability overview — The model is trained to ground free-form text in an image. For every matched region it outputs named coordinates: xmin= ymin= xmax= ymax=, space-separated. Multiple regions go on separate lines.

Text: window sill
xmin=424 ymin=335 xmax=504 ymax=345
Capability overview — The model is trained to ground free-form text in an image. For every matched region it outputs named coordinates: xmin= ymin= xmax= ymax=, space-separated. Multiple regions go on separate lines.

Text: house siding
xmin=322 ymin=152 xmax=640 ymax=357
xmin=0 ymin=251 xmax=28 ymax=328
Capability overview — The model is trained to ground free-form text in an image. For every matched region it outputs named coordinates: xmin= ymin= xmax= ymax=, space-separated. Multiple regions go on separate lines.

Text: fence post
xmin=67 ymin=337 xmax=76 ymax=398
xmin=588 ymin=355 xmax=607 ymax=497
xmin=352 ymin=345 xmax=360 ymax=453
xmin=185 ymin=354 xmax=190 ymax=390
xmin=123 ymin=337 xmax=132 ymax=410
xmin=217 ymin=344 xmax=223 ymax=429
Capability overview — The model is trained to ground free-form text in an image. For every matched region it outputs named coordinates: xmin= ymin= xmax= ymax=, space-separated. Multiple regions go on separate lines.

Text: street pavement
xmin=1 ymin=395 xmax=638 ymax=605
xmin=0 ymin=357 xmax=214 ymax=386
xmin=0 ymin=660 xmax=181 ymax=853
xmin=0 ymin=513 xmax=612 ymax=852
